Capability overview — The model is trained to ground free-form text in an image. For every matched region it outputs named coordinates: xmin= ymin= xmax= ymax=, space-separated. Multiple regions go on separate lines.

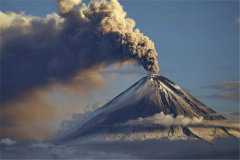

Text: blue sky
xmin=0 ymin=0 xmax=239 ymax=112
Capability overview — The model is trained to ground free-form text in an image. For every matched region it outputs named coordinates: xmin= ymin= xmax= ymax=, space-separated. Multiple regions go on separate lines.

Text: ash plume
xmin=0 ymin=0 xmax=160 ymax=103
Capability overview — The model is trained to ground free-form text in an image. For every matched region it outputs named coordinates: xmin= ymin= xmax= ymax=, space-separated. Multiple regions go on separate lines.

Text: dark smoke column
xmin=59 ymin=0 xmax=161 ymax=74
xmin=140 ymin=49 xmax=160 ymax=74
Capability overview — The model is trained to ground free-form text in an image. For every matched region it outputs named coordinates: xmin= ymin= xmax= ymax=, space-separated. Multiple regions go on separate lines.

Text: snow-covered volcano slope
xmin=56 ymin=75 xmax=240 ymax=143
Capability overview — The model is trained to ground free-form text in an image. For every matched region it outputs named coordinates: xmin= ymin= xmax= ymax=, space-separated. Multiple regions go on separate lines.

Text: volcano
xmin=56 ymin=75 xmax=239 ymax=143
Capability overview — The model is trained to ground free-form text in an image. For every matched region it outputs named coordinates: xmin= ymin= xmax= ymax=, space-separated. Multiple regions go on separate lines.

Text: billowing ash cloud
xmin=0 ymin=0 xmax=160 ymax=103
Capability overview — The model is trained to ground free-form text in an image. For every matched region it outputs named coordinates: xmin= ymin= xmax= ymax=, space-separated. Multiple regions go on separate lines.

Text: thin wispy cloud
xmin=204 ymin=81 xmax=240 ymax=101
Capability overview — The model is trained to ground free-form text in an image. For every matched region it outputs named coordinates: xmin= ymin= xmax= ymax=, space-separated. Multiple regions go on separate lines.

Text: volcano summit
xmin=57 ymin=75 xmax=240 ymax=143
